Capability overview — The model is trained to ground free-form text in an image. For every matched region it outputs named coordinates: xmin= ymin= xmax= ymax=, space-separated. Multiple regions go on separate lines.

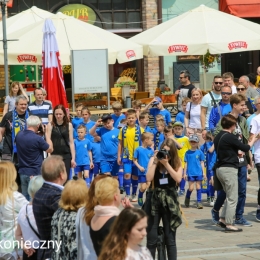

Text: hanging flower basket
xmin=200 ymin=49 xmax=221 ymax=71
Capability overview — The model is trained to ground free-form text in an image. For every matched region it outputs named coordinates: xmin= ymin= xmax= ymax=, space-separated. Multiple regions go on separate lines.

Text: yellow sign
xmin=57 ymin=4 xmax=96 ymax=25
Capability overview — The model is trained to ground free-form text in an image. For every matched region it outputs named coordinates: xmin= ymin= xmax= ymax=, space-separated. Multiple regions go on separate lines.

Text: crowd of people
xmin=1 ymin=67 xmax=260 ymax=259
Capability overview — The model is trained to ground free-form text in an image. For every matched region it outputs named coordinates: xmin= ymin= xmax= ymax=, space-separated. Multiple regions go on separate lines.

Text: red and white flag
xmin=42 ymin=19 xmax=68 ymax=108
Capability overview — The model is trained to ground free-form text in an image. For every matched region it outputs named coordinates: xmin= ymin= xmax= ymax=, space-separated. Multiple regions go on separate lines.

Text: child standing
xmin=132 ymin=100 xmax=142 ymax=123
xmin=89 ymin=135 xmax=101 ymax=181
xmin=172 ymin=122 xmax=191 ymax=196
xmin=163 ymin=124 xmax=183 ymax=149
xmin=139 ymin=112 xmax=153 ymax=133
xmin=111 ymin=101 xmax=126 ymax=128
xmin=153 ymin=119 xmax=165 ymax=150
xmin=200 ymin=131 xmax=216 ymax=206
xmin=74 ymin=125 xmax=94 ymax=187
xmin=72 ymin=103 xmax=83 ymax=129
xmin=133 ymin=132 xmax=154 ymax=206
xmin=184 ymin=134 xmax=206 ymax=209
xmin=89 ymin=115 xmax=120 ymax=177
xmin=175 ymin=98 xmax=190 ymax=124
xmin=118 ymin=109 xmax=144 ymax=201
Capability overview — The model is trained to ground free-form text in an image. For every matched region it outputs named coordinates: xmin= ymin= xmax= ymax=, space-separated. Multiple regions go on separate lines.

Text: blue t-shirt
xmin=111 ymin=113 xmax=126 ymax=128
xmin=96 ymin=127 xmax=119 ymax=161
xmin=175 ymin=111 xmax=185 ymax=124
xmin=16 ymin=130 xmax=49 ymax=176
xmin=143 ymin=125 xmax=153 ymax=133
xmin=200 ymin=141 xmax=216 ymax=172
xmin=74 ymin=138 xmax=91 ymax=165
xmin=133 ymin=146 xmax=154 ymax=175
xmin=184 ymin=149 xmax=205 ymax=177
xmin=90 ymin=141 xmax=101 ymax=163
xmin=153 ymin=129 xmax=165 ymax=150
xmin=75 ymin=120 xmax=95 ymax=141
xmin=72 ymin=117 xmax=83 ymax=130
xmin=149 ymin=108 xmax=171 ymax=125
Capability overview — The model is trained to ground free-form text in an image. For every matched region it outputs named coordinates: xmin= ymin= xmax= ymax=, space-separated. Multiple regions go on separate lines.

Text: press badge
xmin=159 ymin=178 xmax=168 ymax=185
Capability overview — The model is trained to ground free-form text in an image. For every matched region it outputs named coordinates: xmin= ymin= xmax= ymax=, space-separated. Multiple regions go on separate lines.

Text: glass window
xmin=99 ymin=0 xmax=112 ymax=10
xmin=89 ymin=0 xmax=98 ymax=9
xmin=102 ymin=12 xmax=113 ymax=29
xmin=113 ymin=0 xmax=126 ymax=10
xmin=127 ymin=0 xmax=140 ymax=10
xmin=34 ymin=0 xmax=48 ymax=10
xmin=114 ymin=12 xmax=126 ymax=29
xmin=128 ymin=12 xmax=141 ymax=28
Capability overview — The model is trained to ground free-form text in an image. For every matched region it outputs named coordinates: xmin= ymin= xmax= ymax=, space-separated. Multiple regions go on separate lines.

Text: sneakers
xmin=234 ymin=217 xmax=252 ymax=227
xmin=131 ymin=194 xmax=138 ymax=202
xmin=197 ymin=203 xmax=203 ymax=209
xmin=138 ymin=198 xmax=143 ymax=207
xmin=210 ymin=197 xmax=215 ymax=207
xmin=211 ymin=209 xmax=219 ymax=224
xmin=184 ymin=197 xmax=190 ymax=207
xmin=178 ymin=190 xmax=185 ymax=196
xmin=256 ymin=209 xmax=260 ymax=222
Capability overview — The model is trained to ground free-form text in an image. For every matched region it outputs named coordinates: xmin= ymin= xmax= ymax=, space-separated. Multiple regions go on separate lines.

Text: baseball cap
xmin=189 ymin=134 xmax=199 ymax=143
xmin=172 ymin=121 xmax=183 ymax=128
xmin=153 ymin=96 xmax=162 ymax=105
xmin=101 ymin=114 xmax=113 ymax=122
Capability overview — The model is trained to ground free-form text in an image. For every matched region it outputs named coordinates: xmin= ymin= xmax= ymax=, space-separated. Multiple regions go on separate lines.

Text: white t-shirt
xmin=17 ymin=204 xmax=40 ymax=249
xmin=250 ymin=114 xmax=260 ymax=164
xmin=201 ymin=92 xmax=221 ymax=128
xmin=231 ymin=85 xmax=237 ymax=94
xmin=4 ymin=95 xmax=16 ymax=112
xmin=125 ymin=246 xmax=153 ymax=260
xmin=186 ymin=102 xmax=202 ymax=129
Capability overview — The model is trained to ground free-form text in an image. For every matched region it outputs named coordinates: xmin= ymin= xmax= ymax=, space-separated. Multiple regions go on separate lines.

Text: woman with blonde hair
xmin=184 ymin=87 xmax=204 ymax=145
xmin=3 ymin=82 xmax=28 ymax=116
xmin=0 ymin=161 xmax=28 ymax=259
xmin=99 ymin=208 xmax=153 ymax=260
xmin=51 ymin=178 xmax=88 ymax=259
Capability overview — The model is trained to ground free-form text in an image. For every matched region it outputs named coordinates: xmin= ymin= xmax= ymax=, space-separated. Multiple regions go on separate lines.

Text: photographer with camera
xmin=144 ymin=138 xmax=182 ymax=260
xmin=16 ymin=115 xmax=53 ymax=200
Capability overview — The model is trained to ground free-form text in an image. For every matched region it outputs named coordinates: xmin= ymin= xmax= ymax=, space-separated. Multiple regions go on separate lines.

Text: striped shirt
xmin=28 ymin=101 xmax=53 ymax=124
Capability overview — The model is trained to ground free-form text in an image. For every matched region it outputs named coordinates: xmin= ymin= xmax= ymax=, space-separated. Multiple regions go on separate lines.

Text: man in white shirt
xmin=223 ymin=72 xmax=237 ymax=94
xmin=201 ymin=75 xmax=222 ymax=131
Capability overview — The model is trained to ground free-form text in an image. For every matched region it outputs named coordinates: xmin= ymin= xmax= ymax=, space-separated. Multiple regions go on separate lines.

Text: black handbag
xmin=213 ymin=133 xmax=228 ymax=191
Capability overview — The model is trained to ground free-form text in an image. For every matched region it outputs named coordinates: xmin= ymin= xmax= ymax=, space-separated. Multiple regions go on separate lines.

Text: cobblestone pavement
xmin=134 ymin=169 xmax=260 ymax=260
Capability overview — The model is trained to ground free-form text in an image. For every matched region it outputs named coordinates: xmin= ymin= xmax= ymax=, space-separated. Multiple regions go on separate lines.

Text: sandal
xmin=217 ymin=221 xmax=226 ymax=228
xmin=225 ymin=227 xmax=243 ymax=233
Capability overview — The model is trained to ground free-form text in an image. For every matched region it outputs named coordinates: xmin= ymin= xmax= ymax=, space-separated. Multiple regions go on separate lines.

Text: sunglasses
xmin=221 ymin=92 xmax=232 ymax=95
xmin=237 ymin=88 xmax=246 ymax=91
xmin=179 ymin=77 xmax=186 ymax=79
xmin=214 ymin=82 xmax=223 ymax=85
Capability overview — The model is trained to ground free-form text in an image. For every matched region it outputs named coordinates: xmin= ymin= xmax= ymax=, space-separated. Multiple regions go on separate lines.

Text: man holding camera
xmin=16 ymin=115 xmax=53 ymax=200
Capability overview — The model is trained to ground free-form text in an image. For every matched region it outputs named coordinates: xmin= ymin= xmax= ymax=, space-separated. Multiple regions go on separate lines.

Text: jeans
xmin=20 ymin=174 xmax=31 ymax=201
xmin=143 ymin=191 xmax=177 ymax=260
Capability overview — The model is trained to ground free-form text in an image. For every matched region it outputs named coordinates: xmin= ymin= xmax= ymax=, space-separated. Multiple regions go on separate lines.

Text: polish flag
xmin=42 ymin=19 xmax=68 ymax=109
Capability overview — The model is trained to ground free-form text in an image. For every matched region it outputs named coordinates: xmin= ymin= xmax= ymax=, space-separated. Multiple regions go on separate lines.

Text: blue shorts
xmin=90 ymin=162 xmax=100 ymax=175
xmin=100 ymin=160 xmax=119 ymax=176
xmin=138 ymin=175 xmax=147 ymax=183
xmin=122 ymin=159 xmax=138 ymax=176
xmin=188 ymin=175 xmax=203 ymax=182
xmin=75 ymin=165 xmax=90 ymax=173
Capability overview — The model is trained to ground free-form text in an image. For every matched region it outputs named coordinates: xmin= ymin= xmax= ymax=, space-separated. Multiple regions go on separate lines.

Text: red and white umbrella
xmin=42 ymin=19 xmax=68 ymax=108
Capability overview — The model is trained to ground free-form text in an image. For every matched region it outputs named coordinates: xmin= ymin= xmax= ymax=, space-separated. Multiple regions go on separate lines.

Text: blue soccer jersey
xmin=133 ymin=146 xmax=154 ymax=175
xmin=184 ymin=149 xmax=205 ymax=177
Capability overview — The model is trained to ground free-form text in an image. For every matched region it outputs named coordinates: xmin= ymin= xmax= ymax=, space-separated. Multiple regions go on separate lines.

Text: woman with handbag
xmin=0 ymin=161 xmax=28 ymax=259
xmin=46 ymin=104 xmax=76 ymax=175
xmin=144 ymin=138 xmax=182 ymax=260
xmin=213 ymin=114 xmax=254 ymax=232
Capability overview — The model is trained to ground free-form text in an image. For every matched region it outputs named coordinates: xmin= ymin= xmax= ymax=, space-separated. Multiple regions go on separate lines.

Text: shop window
xmin=128 ymin=12 xmax=141 ymax=28
xmin=113 ymin=0 xmax=126 ymax=10
xmin=34 ymin=0 xmax=48 ymax=10
xmin=102 ymin=12 xmax=113 ymax=29
xmin=89 ymin=0 xmax=98 ymax=9
xmin=127 ymin=0 xmax=139 ymax=10
xmin=99 ymin=0 xmax=112 ymax=10
xmin=114 ymin=12 xmax=126 ymax=29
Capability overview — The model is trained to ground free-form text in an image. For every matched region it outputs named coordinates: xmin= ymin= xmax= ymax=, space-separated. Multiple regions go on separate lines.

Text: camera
xmin=156 ymin=148 xmax=169 ymax=160
xmin=37 ymin=124 xmax=44 ymax=136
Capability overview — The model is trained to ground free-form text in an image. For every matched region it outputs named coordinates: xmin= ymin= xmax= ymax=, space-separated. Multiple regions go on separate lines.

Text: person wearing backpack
xmin=200 ymin=75 xmax=222 ymax=134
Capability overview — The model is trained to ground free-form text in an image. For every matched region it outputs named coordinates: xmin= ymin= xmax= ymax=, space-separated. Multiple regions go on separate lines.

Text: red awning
xmin=219 ymin=0 xmax=260 ymax=18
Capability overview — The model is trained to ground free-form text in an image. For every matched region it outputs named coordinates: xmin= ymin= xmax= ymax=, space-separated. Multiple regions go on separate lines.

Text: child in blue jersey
xmin=89 ymin=135 xmax=101 ymax=181
xmin=89 ymin=114 xmax=120 ymax=177
xmin=111 ymin=101 xmax=126 ymax=128
xmin=163 ymin=124 xmax=183 ymax=149
xmin=132 ymin=100 xmax=142 ymax=124
xmin=118 ymin=109 xmax=144 ymax=201
xmin=184 ymin=134 xmax=206 ymax=209
xmin=72 ymin=103 xmax=83 ymax=129
xmin=153 ymin=119 xmax=165 ymax=150
xmin=175 ymin=98 xmax=190 ymax=124
xmin=80 ymin=107 xmax=95 ymax=142
xmin=144 ymin=96 xmax=172 ymax=126
xmin=139 ymin=112 xmax=153 ymax=133
xmin=74 ymin=125 xmax=94 ymax=187
xmin=200 ymin=131 xmax=216 ymax=206
xmin=133 ymin=132 xmax=154 ymax=206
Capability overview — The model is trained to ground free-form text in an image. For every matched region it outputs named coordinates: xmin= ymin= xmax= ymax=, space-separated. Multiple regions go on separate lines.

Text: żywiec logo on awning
xmin=17 ymin=54 xmax=37 ymax=63
xmin=126 ymin=50 xmax=136 ymax=59
xmin=168 ymin=45 xmax=188 ymax=53
xmin=228 ymin=41 xmax=247 ymax=50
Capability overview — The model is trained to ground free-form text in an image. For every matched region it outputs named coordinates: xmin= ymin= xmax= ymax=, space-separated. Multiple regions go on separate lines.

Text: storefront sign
xmin=126 ymin=50 xmax=136 ymax=59
xmin=17 ymin=54 xmax=37 ymax=63
xmin=228 ymin=41 xmax=247 ymax=50
xmin=168 ymin=45 xmax=188 ymax=53
xmin=57 ymin=4 xmax=96 ymax=25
